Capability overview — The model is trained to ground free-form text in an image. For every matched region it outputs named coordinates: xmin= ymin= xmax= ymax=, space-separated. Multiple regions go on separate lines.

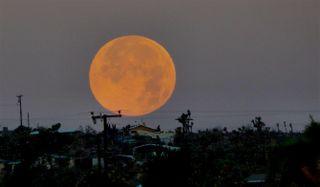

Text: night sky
xmin=1 ymin=0 xmax=319 ymax=131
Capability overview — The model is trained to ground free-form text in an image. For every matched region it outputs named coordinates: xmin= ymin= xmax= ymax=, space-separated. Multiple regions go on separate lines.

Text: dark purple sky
xmin=1 ymin=0 xmax=319 ymax=131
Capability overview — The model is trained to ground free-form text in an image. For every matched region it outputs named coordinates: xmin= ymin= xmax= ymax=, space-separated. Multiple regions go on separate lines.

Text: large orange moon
xmin=89 ymin=35 xmax=176 ymax=116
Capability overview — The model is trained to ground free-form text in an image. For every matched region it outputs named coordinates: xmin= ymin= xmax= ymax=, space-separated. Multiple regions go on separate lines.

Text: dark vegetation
xmin=0 ymin=115 xmax=319 ymax=186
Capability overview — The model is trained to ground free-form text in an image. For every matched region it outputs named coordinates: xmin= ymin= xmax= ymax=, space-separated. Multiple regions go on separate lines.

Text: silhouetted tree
xmin=176 ymin=110 xmax=193 ymax=136
xmin=251 ymin=116 xmax=265 ymax=131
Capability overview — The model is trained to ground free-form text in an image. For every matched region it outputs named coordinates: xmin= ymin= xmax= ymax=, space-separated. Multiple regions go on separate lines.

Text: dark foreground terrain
xmin=0 ymin=116 xmax=319 ymax=187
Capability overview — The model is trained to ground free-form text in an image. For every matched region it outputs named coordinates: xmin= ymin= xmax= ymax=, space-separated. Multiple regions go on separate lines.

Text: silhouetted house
xmin=0 ymin=127 xmax=13 ymax=136
xmin=128 ymin=124 xmax=175 ymax=144
xmin=129 ymin=124 xmax=157 ymax=136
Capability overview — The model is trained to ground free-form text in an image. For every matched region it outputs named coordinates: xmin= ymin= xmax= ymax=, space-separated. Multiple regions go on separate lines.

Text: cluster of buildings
xmin=0 ymin=123 xmax=178 ymax=176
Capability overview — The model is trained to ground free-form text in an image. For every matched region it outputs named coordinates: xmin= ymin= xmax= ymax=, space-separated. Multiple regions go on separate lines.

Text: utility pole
xmin=91 ymin=111 xmax=122 ymax=173
xmin=17 ymin=95 xmax=23 ymax=127
xmin=96 ymin=135 xmax=102 ymax=173
xmin=27 ymin=112 xmax=30 ymax=127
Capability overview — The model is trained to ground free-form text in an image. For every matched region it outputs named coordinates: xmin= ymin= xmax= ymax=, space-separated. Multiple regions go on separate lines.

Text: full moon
xmin=89 ymin=35 xmax=176 ymax=116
